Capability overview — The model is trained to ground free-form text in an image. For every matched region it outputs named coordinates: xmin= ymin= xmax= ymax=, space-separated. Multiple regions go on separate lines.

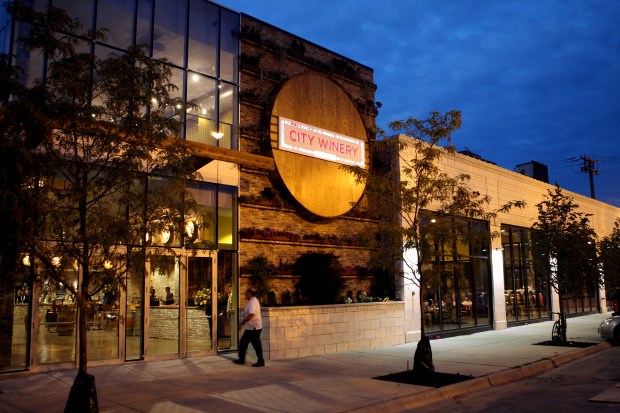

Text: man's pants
xmin=238 ymin=328 xmax=264 ymax=362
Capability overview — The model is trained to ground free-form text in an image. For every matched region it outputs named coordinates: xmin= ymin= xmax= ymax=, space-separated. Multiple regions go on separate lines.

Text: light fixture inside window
xmin=103 ymin=260 xmax=113 ymax=270
xmin=430 ymin=218 xmax=437 ymax=223
xmin=185 ymin=221 xmax=198 ymax=242
xmin=161 ymin=228 xmax=173 ymax=244
xmin=191 ymin=73 xmax=200 ymax=82
xmin=22 ymin=255 xmax=31 ymax=267
xmin=175 ymin=104 xmax=182 ymax=109
xmin=211 ymin=131 xmax=224 ymax=140
xmin=51 ymin=256 xmax=62 ymax=267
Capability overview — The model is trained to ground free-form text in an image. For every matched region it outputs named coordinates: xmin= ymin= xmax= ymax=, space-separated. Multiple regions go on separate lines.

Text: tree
xmin=246 ymin=254 xmax=275 ymax=303
xmin=532 ymin=185 xmax=601 ymax=343
xmin=2 ymin=3 xmax=198 ymax=411
xmin=294 ymin=252 xmax=345 ymax=305
xmin=601 ymin=219 xmax=620 ymax=308
xmin=345 ymin=111 xmax=524 ymax=374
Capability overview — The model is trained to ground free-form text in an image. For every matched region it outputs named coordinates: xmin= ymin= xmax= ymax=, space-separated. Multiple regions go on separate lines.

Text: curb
xmin=349 ymin=341 xmax=613 ymax=413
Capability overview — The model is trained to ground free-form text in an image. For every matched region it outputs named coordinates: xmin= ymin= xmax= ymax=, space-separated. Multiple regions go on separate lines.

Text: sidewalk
xmin=0 ymin=313 xmax=612 ymax=413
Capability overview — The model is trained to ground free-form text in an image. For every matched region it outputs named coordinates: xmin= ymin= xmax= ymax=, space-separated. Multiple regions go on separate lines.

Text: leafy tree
xmin=345 ymin=111 xmax=524 ymax=374
xmin=246 ymin=254 xmax=275 ymax=303
xmin=532 ymin=185 xmax=601 ymax=342
xmin=2 ymin=3 xmax=197 ymax=410
xmin=294 ymin=252 xmax=345 ymax=305
xmin=601 ymin=219 xmax=620 ymax=307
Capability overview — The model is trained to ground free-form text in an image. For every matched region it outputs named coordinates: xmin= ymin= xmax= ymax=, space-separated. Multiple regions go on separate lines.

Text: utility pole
xmin=580 ymin=155 xmax=599 ymax=199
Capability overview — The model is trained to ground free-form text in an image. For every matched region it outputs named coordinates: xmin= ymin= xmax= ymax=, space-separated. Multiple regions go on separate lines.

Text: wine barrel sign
xmin=270 ymin=73 xmax=368 ymax=218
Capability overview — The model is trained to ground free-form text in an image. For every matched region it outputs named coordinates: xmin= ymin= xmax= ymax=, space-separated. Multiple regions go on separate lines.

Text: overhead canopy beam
xmin=181 ymin=139 xmax=275 ymax=171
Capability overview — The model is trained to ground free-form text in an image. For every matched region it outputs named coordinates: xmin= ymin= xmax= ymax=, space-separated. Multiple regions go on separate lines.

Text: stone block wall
xmin=260 ymin=301 xmax=405 ymax=360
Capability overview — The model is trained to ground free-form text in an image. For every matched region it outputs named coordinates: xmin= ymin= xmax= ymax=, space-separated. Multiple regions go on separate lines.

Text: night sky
xmin=220 ymin=0 xmax=620 ymax=207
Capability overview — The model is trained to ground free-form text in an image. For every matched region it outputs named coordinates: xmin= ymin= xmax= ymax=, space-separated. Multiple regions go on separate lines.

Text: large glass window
xmin=147 ymin=255 xmax=179 ymax=356
xmin=188 ymin=0 xmax=218 ymax=77
xmin=422 ymin=216 xmax=492 ymax=333
xmin=36 ymin=266 xmax=79 ymax=365
xmin=502 ymin=226 xmax=550 ymax=322
xmin=0 ymin=260 xmax=31 ymax=372
xmin=96 ymin=0 xmax=135 ymax=49
xmin=153 ymin=0 xmax=186 ymax=67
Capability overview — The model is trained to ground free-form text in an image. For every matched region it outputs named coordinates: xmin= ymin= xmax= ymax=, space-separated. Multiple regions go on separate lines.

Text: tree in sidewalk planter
xmin=600 ymin=218 xmax=620 ymax=310
xmin=532 ymin=185 xmax=601 ymax=344
xmin=344 ymin=111 xmax=525 ymax=376
xmin=3 ymin=3 xmax=198 ymax=411
xmin=294 ymin=252 xmax=345 ymax=305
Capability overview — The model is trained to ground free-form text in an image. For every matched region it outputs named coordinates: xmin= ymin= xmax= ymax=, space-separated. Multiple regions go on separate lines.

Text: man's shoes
xmin=252 ymin=361 xmax=265 ymax=367
xmin=233 ymin=359 xmax=245 ymax=365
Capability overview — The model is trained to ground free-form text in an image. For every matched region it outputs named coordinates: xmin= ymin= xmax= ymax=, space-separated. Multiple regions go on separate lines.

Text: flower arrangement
xmin=16 ymin=283 xmax=29 ymax=303
xmin=193 ymin=288 xmax=211 ymax=308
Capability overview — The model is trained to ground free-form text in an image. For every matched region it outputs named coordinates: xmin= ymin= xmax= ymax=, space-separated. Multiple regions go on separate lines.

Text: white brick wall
xmin=260 ymin=302 xmax=405 ymax=360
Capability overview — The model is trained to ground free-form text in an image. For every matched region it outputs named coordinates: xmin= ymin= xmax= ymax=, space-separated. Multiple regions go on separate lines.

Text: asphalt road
xmin=415 ymin=346 xmax=620 ymax=413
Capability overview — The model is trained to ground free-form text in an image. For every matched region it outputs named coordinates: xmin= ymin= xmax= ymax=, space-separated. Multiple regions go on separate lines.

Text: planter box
xmin=259 ymin=301 xmax=405 ymax=360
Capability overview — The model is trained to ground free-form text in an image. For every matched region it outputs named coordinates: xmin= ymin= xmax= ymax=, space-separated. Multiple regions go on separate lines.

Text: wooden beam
xmin=182 ymin=139 xmax=275 ymax=171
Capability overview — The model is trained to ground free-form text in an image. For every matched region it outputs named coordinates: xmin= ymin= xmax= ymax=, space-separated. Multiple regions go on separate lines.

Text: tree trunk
xmin=65 ymin=269 xmax=98 ymax=412
xmin=413 ymin=261 xmax=434 ymax=375
xmin=558 ymin=289 xmax=567 ymax=344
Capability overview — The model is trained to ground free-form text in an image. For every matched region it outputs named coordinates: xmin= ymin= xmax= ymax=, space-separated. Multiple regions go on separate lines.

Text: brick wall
xmin=260 ymin=301 xmax=405 ymax=360
xmin=239 ymin=16 xmax=380 ymax=286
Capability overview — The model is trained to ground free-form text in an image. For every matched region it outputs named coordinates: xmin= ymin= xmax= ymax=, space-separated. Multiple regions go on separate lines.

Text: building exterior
xmin=395 ymin=135 xmax=619 ymax=342
xmin=1 ymin=0 xmax=618 ymax=375
xmin=1 ymin=0 xmax=378 ymax=373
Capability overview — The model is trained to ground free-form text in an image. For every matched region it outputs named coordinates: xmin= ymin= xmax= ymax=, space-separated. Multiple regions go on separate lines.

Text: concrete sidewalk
xmin=0 ymin=313 xmax=613 ymax=413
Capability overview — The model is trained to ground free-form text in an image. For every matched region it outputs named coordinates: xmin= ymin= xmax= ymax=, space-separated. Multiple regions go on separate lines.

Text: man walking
xmin=234 ymin=289 xmax=265 ymax=367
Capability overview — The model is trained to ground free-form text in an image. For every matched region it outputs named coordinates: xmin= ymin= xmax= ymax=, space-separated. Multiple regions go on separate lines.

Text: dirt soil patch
xmin=374 ymin=371 xmax=475 ymax=388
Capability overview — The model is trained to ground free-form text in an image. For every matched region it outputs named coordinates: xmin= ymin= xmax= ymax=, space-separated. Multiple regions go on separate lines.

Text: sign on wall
xmin=278 ymin=117 xmax=365 ymax=167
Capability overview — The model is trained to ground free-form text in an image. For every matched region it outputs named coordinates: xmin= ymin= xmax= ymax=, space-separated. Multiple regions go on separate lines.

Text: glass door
xmin=185 ymin=254 xmax=217 ymax=355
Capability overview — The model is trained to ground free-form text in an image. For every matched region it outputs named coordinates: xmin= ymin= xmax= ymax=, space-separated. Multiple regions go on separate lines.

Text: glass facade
xmin=1 ymin=0 xmax=239 ymax=372
xmin=502 ymin=226 xmax=550 ymax=322
xmin=11 ymin=0 xmax=239 ymax=149
xmin=422 ymin=218 xmax=493 ymax=333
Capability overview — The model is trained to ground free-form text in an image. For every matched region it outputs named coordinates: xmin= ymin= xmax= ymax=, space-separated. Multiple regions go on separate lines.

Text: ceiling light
xmin=22 ymin=255 xmax=31 ymax=267
xmin=211 ymin=131 xmax=224 ymax=140
xmin=51 ymin=256 xmax=62 ymax=267
xmin=103 ymin=260 xmax=113 ymax=270
xmin=191 ymin=73 xmax=200 ymax=82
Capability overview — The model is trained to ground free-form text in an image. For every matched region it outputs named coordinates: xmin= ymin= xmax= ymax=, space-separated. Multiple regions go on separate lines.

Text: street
xmin=416 ymin=346 xmax=620 ymax=413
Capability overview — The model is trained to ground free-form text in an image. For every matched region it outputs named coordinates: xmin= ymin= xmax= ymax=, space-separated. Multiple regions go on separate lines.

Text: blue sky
xmin=220 ymin=0 xmax=620 ymax=207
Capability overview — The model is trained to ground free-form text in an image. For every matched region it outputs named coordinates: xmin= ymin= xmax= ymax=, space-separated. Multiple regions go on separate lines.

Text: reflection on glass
xmin=97 ymin=0 xmax=134 ymax=49
xmin=502 ymin=226 xmax=549 ymax=321
xmin=186 ymin=183 xmax=216 ymax=247
xmin=187 ymin=257 xmax=213 ymax=353
xmin=12 ymin=21 xmax=45 ymax=88
xmin=188 ymin=0 xmax=218 ymax=76
xmin=218 ymin=188 xmax=236 ymax=249
xmin=87 ymin=271 xmax=120 ymax=361
xmin=37 ymin=271 xmax=78 ymax=364
xmin=473 ymin=259 xmax=490 ymax=326
xmin=126 ymin=254 xmax=144 ymax=360
xmin=153 ymin=0 xmax=187 ymax=66
xmin=0 ymin=269 xmax=30 ymax=372
xmin=148 ymin=255 xmax=179 ymax=356
xmin=217 ymin=251 xmax=238 ymax=351
xmin=219 ymin=8 xmax=239 ymax=83
xmin=53 ymin=0 xmax=94 ymax=32
xmin=441 ymin=270 xmax=458 ymax=330
xmin=458 ymin=264 xmax=475 ymax=328
xmin=219 ymin=82 xmax=237 ymax=124
xmin=136 ymin=0 xmax=153 ymax=49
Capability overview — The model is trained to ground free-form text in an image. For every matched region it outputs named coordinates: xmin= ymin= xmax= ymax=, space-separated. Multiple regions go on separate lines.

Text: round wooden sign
xmin=270 ymin=73 xmax=368 ymax=217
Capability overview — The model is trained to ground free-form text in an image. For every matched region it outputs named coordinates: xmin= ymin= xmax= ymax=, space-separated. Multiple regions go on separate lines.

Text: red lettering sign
xmin=278 ymin=117 xmax=365 ymax=167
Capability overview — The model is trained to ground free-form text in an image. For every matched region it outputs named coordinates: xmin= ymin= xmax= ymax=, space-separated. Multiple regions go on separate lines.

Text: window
xmin=96 ymin=0 xmax=135 ymax=49
xmin=422 ymin=216 xmax=492 ymax=332
xmin=502 ymin=226 xmax=549 ymax=321
xmin=153 ymin=0 xmax=187 ymax=66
